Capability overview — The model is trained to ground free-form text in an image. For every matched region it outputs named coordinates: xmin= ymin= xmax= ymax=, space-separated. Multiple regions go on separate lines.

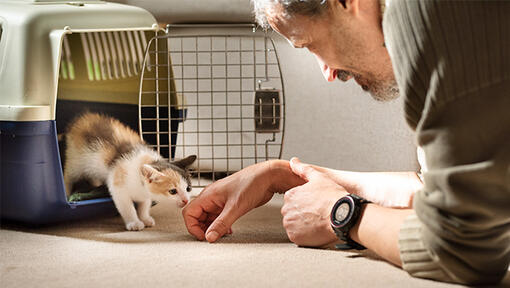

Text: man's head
xmin=252 ymin=0 xmax=399 ymax=101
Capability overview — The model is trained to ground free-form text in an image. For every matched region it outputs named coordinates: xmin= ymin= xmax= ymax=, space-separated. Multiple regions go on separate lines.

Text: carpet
xmin=1 ymin=194 xmax=508 ymax=288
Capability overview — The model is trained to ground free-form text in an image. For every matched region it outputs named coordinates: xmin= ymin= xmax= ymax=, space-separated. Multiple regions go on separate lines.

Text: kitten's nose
xmin=182 ymin=199 xmax=188 ymax=205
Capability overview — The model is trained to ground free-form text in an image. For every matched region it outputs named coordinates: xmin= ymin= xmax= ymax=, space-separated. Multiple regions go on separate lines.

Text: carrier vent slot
xmin=60 ymin=35 xmax=75 ymax=80
xmin=60 ymin=31 xmax=151 ymax=81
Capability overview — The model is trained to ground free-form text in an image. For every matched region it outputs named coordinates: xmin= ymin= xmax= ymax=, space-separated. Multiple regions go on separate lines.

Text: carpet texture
xmin=1 ymin=195 xmax=509 ymax=288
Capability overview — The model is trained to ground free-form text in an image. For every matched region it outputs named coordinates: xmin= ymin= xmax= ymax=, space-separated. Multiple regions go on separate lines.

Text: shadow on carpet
xmin=1 ymin=198 xmax=292 ymax=245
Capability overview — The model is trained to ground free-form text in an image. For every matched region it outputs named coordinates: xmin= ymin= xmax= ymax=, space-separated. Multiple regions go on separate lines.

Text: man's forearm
xmin=325 ymin=169 xmax=422 ymax=207
xmin=350 ymin=204 xmax=414 ymax=266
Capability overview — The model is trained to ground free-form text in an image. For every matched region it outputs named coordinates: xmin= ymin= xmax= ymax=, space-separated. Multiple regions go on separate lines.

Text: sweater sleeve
xmin=399 ymin=83 xmax=510 ymax=284
xmin=383 ymin=0 xmax=510 ymax=285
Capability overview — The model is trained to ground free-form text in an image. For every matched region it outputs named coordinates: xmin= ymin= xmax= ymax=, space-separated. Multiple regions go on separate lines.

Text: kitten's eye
xmin=169 ymin=189 xmax=177 ymax=195
xmin=186 ymin=186 xmax=192 ymax=192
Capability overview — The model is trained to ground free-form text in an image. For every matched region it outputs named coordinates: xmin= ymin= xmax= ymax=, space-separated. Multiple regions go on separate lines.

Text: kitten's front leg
xmin=110 ymin=187 xmax=145 ymax=231
xmin=137 ymin=199 xmax=155 ymax=227
xmin=64 ymin=168 xmax=78 ymax=197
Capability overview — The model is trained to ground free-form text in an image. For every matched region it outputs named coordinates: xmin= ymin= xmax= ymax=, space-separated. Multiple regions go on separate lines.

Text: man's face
xmin=266 ymin=3 xmax=399 ymax=101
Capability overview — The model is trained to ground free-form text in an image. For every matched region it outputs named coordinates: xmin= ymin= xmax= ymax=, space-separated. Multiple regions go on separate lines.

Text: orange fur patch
xmin=147 ymin=169 xmax=181 ymax=195
xmin=113 ymin=165 xmax=127 ymax=187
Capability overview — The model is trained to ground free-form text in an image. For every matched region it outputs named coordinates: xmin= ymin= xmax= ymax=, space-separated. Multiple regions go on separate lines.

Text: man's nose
xmin=314 ymin=55 xmax=336 ymax=82
xmin=322 ymin=65 xmax=337 ymax=82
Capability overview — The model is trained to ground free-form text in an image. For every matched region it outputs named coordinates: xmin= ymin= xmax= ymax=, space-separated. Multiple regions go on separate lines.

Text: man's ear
xmin=337 ymin=0 xmax=359 ymax=15
xmin=329 ymin=0 xmax=359 ymax=17
xmin=172 ymin=155 xmax=197 ymax=169
xmin=141 ymin=164 xmax=163 ymax=183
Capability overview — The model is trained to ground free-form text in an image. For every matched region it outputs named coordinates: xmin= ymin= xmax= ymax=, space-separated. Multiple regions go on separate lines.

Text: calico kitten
xmin=64 ymin=112 xmax=196 ymax=231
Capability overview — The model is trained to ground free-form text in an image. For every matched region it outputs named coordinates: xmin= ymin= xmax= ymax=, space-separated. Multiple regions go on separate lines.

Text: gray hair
xmin=251 ymin=0 xmax=328 ymax=29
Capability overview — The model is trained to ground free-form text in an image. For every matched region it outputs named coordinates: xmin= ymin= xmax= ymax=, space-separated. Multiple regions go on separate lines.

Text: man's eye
xmin=169 ymin=189 xmax=177 ymax=195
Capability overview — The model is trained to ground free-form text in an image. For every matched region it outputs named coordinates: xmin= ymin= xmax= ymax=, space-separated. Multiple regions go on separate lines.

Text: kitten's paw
xmin=125 ymin=220 xmax=145 ymax=231
xmin=141 ymin=216 xmax=155 ymax=227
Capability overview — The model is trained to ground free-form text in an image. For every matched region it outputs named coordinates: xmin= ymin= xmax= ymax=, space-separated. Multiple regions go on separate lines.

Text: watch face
xmin=335 ymin=202 xmax=350 ymax=221
xmin=331 ymin=196 xmax=355 ymax=228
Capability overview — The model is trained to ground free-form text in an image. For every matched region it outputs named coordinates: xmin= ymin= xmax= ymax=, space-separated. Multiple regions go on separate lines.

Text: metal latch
xmin=254 ymin=89 xmax=281 ymax=133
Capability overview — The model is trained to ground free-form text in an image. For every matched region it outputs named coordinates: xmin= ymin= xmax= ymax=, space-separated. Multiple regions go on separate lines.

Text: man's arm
xmin=281 ymin=157 xmax=414 ymax=266
xmin=350 ymin=204 xmax=414 ymax=266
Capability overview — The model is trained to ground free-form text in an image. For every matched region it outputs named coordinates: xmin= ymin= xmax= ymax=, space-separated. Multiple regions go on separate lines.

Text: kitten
xmin=64 ymin=112 xmax=196 ymax=231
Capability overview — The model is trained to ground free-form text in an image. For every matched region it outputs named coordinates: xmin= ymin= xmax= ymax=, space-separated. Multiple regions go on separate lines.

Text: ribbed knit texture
xmin=383 ymin=0 xmax=510 ymax=285
xmin=399 ymin=214 xmax=449 ymax=280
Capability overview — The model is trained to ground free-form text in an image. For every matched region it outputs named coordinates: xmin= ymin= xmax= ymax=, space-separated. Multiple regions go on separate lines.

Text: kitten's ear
xmin=141 ymin=164 xmax=163 ymax=183
xmin=172 ymin=155 xmax=197 ymax=169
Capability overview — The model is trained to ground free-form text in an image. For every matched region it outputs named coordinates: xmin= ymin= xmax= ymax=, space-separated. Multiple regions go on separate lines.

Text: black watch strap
xmin=332 ymin=194 xmax=371 ymax=251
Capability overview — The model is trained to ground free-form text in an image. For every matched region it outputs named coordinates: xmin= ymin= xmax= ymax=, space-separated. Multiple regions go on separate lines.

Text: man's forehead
xmin=266 ymin=8 xmax=310 ymax=46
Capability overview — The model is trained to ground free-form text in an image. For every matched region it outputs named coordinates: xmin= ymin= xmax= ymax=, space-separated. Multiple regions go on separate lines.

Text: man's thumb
xmin=290 ymin=157 xmax=307 ymax=180
xmin=205 ymin=208 xmax=237 ymax=243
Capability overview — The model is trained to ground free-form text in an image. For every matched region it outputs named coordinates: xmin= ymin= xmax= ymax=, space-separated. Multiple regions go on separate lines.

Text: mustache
xmin=336 ymin=70 xmax=354 ymax=81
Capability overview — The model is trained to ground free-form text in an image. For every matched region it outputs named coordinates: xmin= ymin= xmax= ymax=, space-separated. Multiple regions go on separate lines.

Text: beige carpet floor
xmin=1 ymin=194 xmax=509 ymax=288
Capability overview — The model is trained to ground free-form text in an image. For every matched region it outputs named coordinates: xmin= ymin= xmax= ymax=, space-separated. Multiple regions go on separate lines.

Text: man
xmin=182 ymin=0 xmax=510 ymax=285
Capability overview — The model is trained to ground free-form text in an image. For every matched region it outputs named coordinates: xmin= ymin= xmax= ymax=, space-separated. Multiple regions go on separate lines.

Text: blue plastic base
xmin=0 ymin=120 xmax=117 ymax=225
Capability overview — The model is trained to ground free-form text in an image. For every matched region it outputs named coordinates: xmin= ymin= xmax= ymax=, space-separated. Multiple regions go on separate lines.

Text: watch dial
xmin=335 ymin=202 xmax=350 ymax=221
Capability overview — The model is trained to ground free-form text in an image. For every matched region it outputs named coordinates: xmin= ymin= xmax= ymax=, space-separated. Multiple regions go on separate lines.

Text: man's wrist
xmin=331 ymin=194 xmax=371 ymax=250
xmin=349 ymin=203 xmax=371 ymax=245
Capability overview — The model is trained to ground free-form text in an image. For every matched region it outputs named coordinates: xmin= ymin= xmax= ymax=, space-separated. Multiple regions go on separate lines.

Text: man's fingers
xmin=182 ymin=192 xmax=227 ymax=240
xmin=290 ymin=157 xmax=322 ymax=182
xmin=206 ymin=213 xmax=218 ymax=223
xmin=182 ymin=208 xmax=206 ymax=240
xmin=182 ymin=198 xmax=215 ymax=240
xmin=198 ymin=213 xmax=208 ymax=222
xmin=205 ymin=205 xmax=239 ymax=243
xmin=188 ymin=223 xmax=206 ymax=241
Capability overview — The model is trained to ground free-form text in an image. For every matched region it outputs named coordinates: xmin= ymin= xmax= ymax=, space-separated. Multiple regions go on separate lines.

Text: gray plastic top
xmin=0 ymin=0 xmax=157 ymax=121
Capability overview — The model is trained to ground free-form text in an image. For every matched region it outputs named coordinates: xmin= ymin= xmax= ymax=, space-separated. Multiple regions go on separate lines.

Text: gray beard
xmin=337 ymin=70 xmax=400 ymax=102
xmin=361 ymin=78 xmax=400 ymax=102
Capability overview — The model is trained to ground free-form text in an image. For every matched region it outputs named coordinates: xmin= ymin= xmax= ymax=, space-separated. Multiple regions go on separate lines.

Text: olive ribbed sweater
xmin=383 ymin=0 xmax=510 ymax=285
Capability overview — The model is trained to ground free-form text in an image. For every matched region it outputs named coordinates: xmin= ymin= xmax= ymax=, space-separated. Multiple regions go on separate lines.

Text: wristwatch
xmin=330 ymin=194 xmax=371 ymax=250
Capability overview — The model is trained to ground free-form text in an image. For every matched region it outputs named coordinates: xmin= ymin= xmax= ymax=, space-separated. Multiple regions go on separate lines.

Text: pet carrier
xmin=0 ymin=0 xmax=161 ymax=224
xmin=0 ymin=1 xmax=286 ymax=225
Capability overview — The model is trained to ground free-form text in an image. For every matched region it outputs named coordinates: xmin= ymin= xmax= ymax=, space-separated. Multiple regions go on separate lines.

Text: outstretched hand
xmin=281 ymin=157 xmax=348 ymax=247
xmin=182 ymin=160 xmax=305 ymax=243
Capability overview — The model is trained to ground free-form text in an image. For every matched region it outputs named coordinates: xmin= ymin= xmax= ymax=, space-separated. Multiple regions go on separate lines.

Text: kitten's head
xmin=141 ymin=155 xmax=196 ymax=207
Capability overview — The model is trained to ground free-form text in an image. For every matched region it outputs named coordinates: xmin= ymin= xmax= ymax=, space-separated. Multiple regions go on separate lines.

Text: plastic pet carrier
xmin=0 ymin=0 xmax=162 ymax=224
xmin=0 ymin=1 xmax=286 ymax=225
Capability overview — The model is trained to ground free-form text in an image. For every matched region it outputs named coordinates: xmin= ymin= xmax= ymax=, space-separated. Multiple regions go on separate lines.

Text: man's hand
xmin=281 ymin=157 xmax=348 ymax=247
xmin=182 ymin=160 xmax=305 ymax=243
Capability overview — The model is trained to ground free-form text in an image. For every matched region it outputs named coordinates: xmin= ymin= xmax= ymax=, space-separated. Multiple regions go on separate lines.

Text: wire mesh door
xmin=139 ymin=25 xmax=285 ymax=187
